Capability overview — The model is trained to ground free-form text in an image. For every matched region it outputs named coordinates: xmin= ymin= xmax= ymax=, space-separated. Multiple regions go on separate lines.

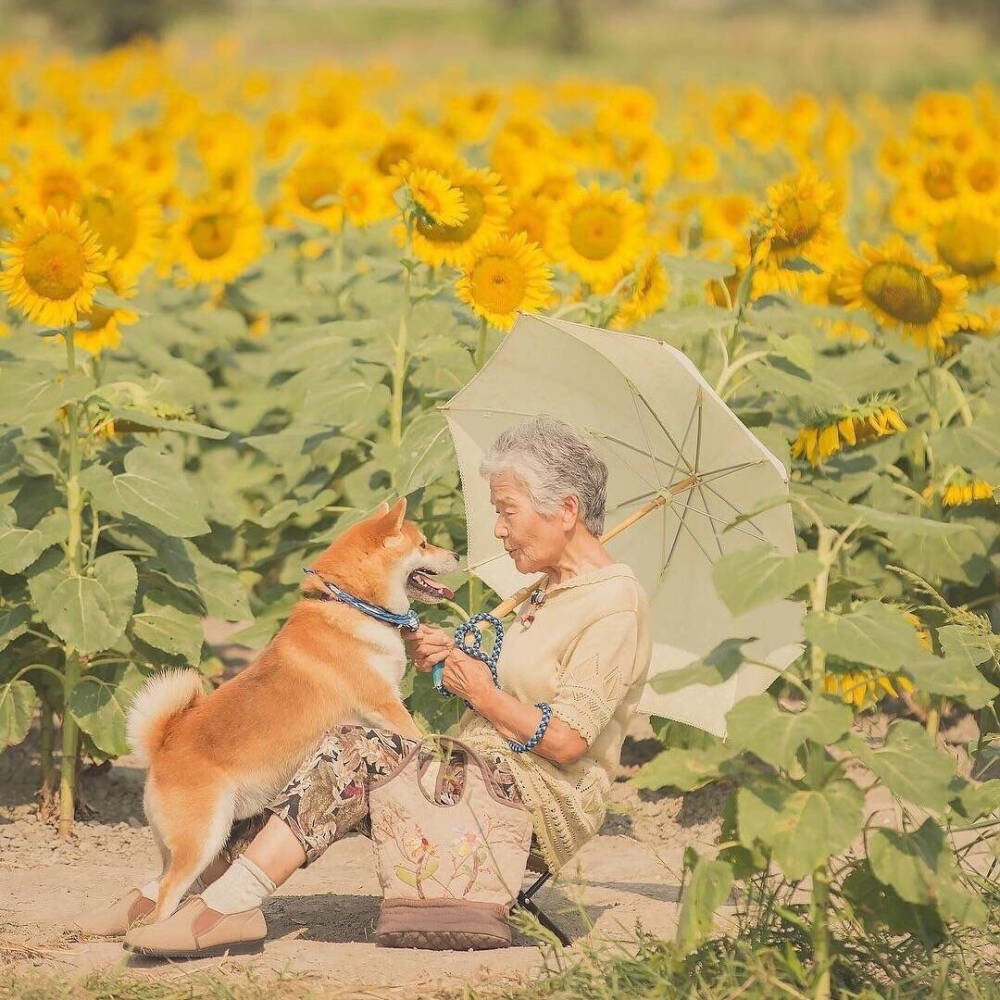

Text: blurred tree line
xmin=19 ymin=0 xmax=227 ymax=50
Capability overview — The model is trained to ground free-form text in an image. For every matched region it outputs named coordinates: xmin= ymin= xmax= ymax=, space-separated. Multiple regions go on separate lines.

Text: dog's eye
xmin=420 ymin=540 xmax=427 ymax=548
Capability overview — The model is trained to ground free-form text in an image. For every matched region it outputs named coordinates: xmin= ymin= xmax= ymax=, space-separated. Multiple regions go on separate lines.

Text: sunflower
xmin=837 ymin=235 xmax=968 ymax=349
xmin=170 ymin=193 xmax=264 ymax=285
xmin=78 ymin=179 xmax=160 ymax=284
xmin=676 ymin=143 xmax=718 ymax=184
xmin=0 ymin=206 xmax=109 ymax=327
xmin=756 ymin=165 xmax=840 ymax=268
xmin=280 ymin=146 xmax=347 ymax=231
xmin=610 ymin=253 xmax=669 ymax=330
xmin=454 ymin=231 xmax=552 ymax=331
xmin=923 ymin=475 xmax=995 ymax=507
xmin=791 ymin=398 xmax=906 ymax=467
xmin=18 ymin=152 xmax=85 ymax=215
xmin=824 ymin=668 xmax=913 ymax=710
xmin=401 ymin=166 xmax=467 ymax=227
xmin=506 ymin=195 xmax=553 ymax=251
xmin=405 ymin=164 xmax=509 ymax=269
xmin=927 ymin=204 xmax=999 ymax=289
xmin=339 ymin=164 xmax=397 ymax=228
xmin=548 ymin=182 xmax=645 ymax=293
xmin=74 ymin=268 xmax=138 ymax=355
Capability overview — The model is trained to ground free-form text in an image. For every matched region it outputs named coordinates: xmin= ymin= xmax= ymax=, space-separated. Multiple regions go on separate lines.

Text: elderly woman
xmin=81 ymin=416 xmax=651 ymax=958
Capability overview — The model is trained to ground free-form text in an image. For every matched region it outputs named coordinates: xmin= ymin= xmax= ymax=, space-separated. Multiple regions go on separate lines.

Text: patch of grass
xmin=0 ymin=966 xmax=328 ymax=1000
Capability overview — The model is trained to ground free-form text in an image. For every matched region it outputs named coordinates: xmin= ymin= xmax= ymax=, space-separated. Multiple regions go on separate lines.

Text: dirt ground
xmin=0 ymin=624 xmax=729 ymax=995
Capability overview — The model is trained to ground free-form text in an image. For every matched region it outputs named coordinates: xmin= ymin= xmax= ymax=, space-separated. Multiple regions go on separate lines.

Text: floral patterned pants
xmin=223 ymin=724 xmax=528 ymax=868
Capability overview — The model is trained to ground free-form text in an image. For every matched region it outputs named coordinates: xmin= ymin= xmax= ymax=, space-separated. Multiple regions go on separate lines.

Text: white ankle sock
xmin=199 ymin=856 xmax=276 ymax=915
xmin=139 ymin=878 xmax=161 ymax=902
xmin=139 ymin=873 xmax=208 ymax=902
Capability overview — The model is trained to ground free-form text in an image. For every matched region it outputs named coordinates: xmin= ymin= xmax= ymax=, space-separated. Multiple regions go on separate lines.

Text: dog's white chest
xmin=355 ymin=616 xmax=408 ymax=688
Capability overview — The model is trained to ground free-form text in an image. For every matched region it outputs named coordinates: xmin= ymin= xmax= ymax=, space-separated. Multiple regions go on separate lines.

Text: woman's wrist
xmin=468 ymin=679 xmax=499 ymax=717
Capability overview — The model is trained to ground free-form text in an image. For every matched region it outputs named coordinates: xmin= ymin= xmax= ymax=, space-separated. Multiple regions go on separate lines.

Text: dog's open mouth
xmin=406 ymin=568 xmax=455 ymax=601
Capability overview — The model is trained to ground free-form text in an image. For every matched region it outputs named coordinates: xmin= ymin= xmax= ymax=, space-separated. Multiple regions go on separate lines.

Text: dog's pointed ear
xmin=386 ymin=496 xmax=406 ymax=532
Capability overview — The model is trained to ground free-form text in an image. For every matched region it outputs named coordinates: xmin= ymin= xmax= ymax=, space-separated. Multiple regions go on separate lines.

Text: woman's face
xmin=490 ymin=470 xmax=571 ymax=575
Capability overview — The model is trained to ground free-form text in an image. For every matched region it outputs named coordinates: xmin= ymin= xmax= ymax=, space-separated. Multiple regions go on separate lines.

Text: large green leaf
xmin=0 ymin=363 xmax=94 ymax=426
xmin=711 ymin=543 xmax=820 ymax=616
xmin=803 ymin=601 xmax=925 ymax=672
xmin=0 ymin=604 xmax=31 ymax=651
xmin=903 ymin=653 xmax=998 ymax=709
xmin=845 ymin=721 xmax=956 ymax=811
xmin=632 ymin=743 xmax=737 ymax=792
xmin=937 ymin=624 xmax=997 ymax=668
xmin=737 ymin=776 xmax=864 ymax=880
xmin=148 ymin=537 xmax=251 ymax=620
xmin=0 ymin=507 xmax=67 ymax=574
xmin=650 ymin=637 xmax=754 ymax=695
xmin=869 ymin=819 xmax=986 ymax=926
xmin=726 ymin=694 xmax=853 ymax=770
xmin=29 ymin=552 xmax=137 ymax=654
xmin=68 ymin=664 xmax=147 ymax=757
xmin=0 ymin=679 xmax=38 ymax=748
xmin=130 ymin=594 xmax=205 ymax=664
xmin=675 ymin=853 xmax=734 ymax=954
xmin=892 ymin=528 xmax=990 ymax=586
xmin=114 ymin=447 xmax=210 ymax=538
xmin=930 ymin=417 xmax=1000 ymax=470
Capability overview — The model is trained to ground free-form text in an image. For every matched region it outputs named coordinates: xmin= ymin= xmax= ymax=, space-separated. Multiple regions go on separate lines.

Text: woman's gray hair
xmin=478 ymin=416 xmax=608 ymax=536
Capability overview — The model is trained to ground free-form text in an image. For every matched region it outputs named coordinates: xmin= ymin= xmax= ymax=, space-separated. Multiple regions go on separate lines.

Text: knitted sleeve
xmin=548 ymin=610 xmax=639 ymax=747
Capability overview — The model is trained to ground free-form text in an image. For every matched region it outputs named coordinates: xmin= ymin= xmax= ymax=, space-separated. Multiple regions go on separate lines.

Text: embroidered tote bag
xmin=368 ymin=735 xmax=534 ymax=950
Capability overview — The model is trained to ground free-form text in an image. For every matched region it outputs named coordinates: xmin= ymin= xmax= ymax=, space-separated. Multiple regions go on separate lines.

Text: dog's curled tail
xmin=127 ymin=669 xmax=203 ymax=767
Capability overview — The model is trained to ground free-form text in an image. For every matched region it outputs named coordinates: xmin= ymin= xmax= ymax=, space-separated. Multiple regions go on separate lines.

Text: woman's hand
xmin=403 ymin=624 xmax=455 ymax=673
xmin=440 ymin=647 xmax=497 ymax=707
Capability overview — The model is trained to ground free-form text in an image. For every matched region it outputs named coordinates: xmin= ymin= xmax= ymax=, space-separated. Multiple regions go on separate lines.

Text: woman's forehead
xmin=489 ymin=472 xmax=524 ymax=500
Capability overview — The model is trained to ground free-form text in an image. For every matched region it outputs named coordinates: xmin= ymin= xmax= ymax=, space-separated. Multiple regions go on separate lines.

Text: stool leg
xmin=515 ymin=870 xmax=570 ymax=947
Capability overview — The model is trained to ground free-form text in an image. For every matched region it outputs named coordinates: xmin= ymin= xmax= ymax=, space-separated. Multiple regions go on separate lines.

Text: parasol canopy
xmin=437 ymin=312 xmax=804 ymax=738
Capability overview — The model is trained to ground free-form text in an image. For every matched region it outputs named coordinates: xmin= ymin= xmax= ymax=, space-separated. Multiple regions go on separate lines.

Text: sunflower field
xmin=0 ymin=36 xmax=999 ymax=997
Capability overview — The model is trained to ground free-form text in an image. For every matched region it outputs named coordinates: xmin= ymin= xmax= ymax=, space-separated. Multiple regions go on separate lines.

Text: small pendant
xmin=519 ymin=586 xmax=547 ymax=629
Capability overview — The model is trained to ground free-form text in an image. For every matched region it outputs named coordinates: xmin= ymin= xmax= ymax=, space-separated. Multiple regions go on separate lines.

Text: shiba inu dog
xmin=126 ymin=497 xmax=458 ymax=922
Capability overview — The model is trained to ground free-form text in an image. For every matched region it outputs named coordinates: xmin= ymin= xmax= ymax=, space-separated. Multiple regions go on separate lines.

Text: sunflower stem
xmin=807 ymin=525 xmax=834 ymax=701
xmin=59 ymin=329 xmax=85 ymax=837
xmin=390 ymin=216 xmax=415 ymax=447
xmin=474 ymin=316 xmax=489 ymax=370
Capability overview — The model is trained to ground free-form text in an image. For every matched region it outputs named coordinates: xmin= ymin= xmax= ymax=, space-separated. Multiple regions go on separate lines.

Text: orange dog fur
xmin=126 ymin=497 xmax=458 ymax=921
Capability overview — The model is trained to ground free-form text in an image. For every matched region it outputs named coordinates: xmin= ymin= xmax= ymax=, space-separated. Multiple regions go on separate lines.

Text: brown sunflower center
xmin=936 ymin=215 xmax=998 ymax=278
xmin=921 ymin=159 xmax=957 ymax=201
xmin=82 ymin=304 xmax=114 ymax=331
xmin=861 ymin=261 xmax=943 ymax=325
xmin=417 ymin=185 xmax=484 ymax=243
xmin=966 ymin=156 xmax=998 ymax=194
xmin=470 ymin=254 xmax=527 ymax=314
xmin=23 ymin=232 xmax=87 ymax=300
xmin=82 ymin=192 xmax=138 ymax=257
xmin=39 ymin=170 xmax=82 ymax=213
xmin=568 ymin=203 xmax=622 ymax=261
xmin=187 ymin=212 xmax=238 ymax=260
xmin=770 ymin=197 xmax=821 ymax=251
xmin=294 ymin=162 xmax=342 ymax=211
xmin=375 ymin=141 xmax=412 ymax=176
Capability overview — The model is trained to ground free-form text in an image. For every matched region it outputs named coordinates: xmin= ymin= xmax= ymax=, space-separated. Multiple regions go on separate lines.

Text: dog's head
xmin=306 ymin=497 xmax=459 ymax=613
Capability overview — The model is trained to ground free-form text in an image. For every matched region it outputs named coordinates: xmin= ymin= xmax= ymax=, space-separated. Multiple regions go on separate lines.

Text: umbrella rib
xmin=692 ymin=390 xmax=725 ymax=558
xmin=626 ymin=380 xmax=673 ymax=569
xmin=668 ymin=500 xmax=767 ymax=540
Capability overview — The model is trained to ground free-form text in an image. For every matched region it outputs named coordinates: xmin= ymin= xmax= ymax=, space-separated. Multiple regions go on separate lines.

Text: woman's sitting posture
xmin=75 ymin=416 xmax=652 ymax=958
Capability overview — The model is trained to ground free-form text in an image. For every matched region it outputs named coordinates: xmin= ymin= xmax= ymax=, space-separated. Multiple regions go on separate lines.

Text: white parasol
xmin=436 ymin=312 xmax=804 ymax=738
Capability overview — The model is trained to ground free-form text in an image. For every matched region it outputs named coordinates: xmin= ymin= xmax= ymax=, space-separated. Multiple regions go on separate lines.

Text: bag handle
xmin=371 ymin=734 xmax=493 ymax=810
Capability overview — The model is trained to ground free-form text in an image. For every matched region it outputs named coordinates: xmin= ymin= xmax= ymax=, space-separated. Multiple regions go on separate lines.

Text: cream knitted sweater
xmin=456 ymin=563 xmax=652 ymax=873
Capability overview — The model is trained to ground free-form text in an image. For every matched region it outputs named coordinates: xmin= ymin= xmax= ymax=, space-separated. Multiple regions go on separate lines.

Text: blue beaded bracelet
xmin=507 ymin=702 xmax=552 ymax=753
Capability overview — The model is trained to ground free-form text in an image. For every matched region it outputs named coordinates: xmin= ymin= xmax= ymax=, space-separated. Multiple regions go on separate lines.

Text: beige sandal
xmin=72 ymin=888 xmax=156 ymax=937
xmin=123 ymin=896 xmax=266 ymax=959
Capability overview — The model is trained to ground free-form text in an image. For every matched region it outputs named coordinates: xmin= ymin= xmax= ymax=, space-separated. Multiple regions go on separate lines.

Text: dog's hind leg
xmin=153 ymin=786 xmax=235 ymax=922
